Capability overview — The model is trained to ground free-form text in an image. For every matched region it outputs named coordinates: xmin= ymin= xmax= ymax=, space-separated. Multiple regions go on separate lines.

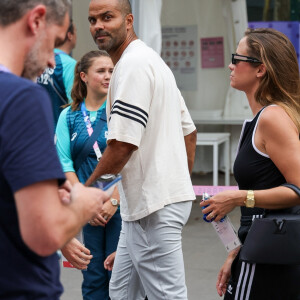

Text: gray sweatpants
xmin=109 ymin=200 xmax=192 ymax=300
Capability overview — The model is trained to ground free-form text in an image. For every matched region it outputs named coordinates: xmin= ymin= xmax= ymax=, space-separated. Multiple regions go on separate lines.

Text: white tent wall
xmin=223 ymin=0 xmax=252 ymax=119
xmin=131 ymin=0 xmax=163 ymax=54
xmin=222 ymin=0 xmax=253 ymax=175
xmin=72 ymin=0 xmax=98 ymax=60
xmin=161 ymin=0 xmax=230 ymax=113
xmin=160 ymin=0 xmax=250 ymax=173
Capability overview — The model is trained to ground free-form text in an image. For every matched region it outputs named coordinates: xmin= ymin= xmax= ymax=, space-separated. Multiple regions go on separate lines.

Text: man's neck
xmin=109 ymin=32 xmax=138 ymax=65
xmin=57 ymin=43 xmax=72 ymax=55
xmin=0 ymin=24 xmax=29 ymax=76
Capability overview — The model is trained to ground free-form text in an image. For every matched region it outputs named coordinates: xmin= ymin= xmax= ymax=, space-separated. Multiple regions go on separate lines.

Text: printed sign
xmin=201 ymin=37 xmax=224 ymax=68
xmin=161 ymin=25 xmax=198 ymax=90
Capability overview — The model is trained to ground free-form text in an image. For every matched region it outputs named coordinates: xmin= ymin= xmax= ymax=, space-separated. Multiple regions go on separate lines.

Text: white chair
xmin=196 ymin=132 xmax=231 ymax=186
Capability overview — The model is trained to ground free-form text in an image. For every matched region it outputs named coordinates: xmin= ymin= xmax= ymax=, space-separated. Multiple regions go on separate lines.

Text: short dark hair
xmin=66 ymin=19 xmax=75 ymax=35
xmin=0 ymin=0 xmax=71 ymax=27
xmin=118 ymin=0 xmax=132 ymax=15
xmin=61 ymin=18 xmax=75 ymax=43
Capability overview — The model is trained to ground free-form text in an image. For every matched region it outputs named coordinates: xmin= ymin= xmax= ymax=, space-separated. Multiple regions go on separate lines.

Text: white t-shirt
xmin=107 ymin=39 xmax=196 ymax=221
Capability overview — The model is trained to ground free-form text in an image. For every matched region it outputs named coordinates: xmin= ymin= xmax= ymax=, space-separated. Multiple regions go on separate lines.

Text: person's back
xmin=37 ymin=21 xmax=77 ymax=127
xmin=0 ymin=59 xmax=65 ymax=300
xmin=0 ymin=2 xmax=108 ymax=299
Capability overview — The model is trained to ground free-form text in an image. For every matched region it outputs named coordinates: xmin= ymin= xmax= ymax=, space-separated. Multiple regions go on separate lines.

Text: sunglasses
xmin=231 ymin=53 xmax=262 ymax=65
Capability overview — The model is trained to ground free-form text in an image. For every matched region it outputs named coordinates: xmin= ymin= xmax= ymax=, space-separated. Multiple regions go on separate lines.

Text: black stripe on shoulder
xmin=110 ymin=111 xmax=146 ymax=128
xmin=112 ymin=104 xmax=148 ymax=124
xmin=112 ymin=100 xmax=148 ymax=118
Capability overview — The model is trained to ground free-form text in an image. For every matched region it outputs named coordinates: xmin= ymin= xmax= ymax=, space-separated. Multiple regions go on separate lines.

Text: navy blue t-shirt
xmin=0 ymin=71 xmax=65 ymax=299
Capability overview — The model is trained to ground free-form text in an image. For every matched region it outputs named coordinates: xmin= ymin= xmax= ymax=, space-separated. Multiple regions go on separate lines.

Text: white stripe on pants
xmin=234 ymin=261 xmax=256 ymax=300
xmin=109 ymin=200 xmax=193 ymax=300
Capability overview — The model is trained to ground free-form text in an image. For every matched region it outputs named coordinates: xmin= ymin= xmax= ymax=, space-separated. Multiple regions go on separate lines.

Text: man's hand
xmin=70 ymin=183 xmax=109 ymax=223
xmin=85 ymin=140 xmax=137 ymax=186
xmin=61 ymin=238 xmax=92 ymax=270
xmin=104 ymin=251 xmax=116 ymax=271
xmin=15 ymin=180 xmax=110 ymax=256
xmin=58 ymin=180 xmax=72 ymax=204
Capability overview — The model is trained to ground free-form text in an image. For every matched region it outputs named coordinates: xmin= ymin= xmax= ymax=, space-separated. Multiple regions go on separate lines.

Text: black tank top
xmin=233 ymin=107 xmax=286 ymax=220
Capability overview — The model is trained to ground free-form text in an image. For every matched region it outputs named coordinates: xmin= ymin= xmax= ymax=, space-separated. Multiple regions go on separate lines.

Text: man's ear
xmin=256 ymin=63 xmax=266 ymax=78
xmin=125 ymin=14 xmax=134 ymax=30
xmin=67 ymin=31 xmax=74 ymax=42
xmin=26 ymin=5 xmax=47 ymax=35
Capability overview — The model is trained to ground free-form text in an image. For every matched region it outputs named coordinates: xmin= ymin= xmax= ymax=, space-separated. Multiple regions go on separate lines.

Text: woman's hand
xmin=61 ymin=238 xmax=92 ymax=270
xmin=89 ymin=186 xmax=120 ymax=226
xmin=200 ymin=190 xmax=246 ymax=222
xmin=100 ymin=200 xmax=118 ymax=222
xmin=89 ymin=200 xmax=118 ymax=226
xmin=101 ymin=186 xmax=120 ymax=222
xmin=104 ymin=251 xmax=116 ymax=271
xmin=216 ymin=247 xmax=240 ymax=297
xmin=89 ymin=212 xmax=107 ymax=227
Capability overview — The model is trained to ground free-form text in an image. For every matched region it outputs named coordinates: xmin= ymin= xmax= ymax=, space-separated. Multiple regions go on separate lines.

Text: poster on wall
xmin=161 ymin=25 xmax=197 ymax=91
xmin=201 ymin=37 xmax=224 ymax=68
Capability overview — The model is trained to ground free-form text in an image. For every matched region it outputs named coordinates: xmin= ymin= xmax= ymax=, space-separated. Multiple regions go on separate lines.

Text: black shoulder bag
xmin=240 ymin=183 xmax=300 ymax=265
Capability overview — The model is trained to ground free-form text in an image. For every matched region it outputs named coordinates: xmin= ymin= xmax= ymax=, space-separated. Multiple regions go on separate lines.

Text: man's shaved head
xmin=118 ymin=0 xmax=132 ymax=16
xmin=89 ymin=0 xmax=132 ymax=16
xmin=89 ymin=0 xmax=136 ymax=61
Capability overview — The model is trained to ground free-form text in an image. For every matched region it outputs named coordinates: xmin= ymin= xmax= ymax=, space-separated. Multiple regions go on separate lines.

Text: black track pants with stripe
xmin=224 ymin=252 xmax=300 ymax=300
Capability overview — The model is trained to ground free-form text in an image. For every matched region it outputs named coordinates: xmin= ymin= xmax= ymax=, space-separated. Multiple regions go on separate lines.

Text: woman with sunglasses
xmin=56 ymin=50 xmax=121 ymax=300
xmin=201 ymin=28 xmax=300 ymax=299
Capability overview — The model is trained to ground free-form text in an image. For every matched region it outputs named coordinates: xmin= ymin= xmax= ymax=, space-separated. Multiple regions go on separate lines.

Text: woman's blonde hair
xmin=245 ymin=28 xmax=300 ymax=131
xmin=70 ymin=50 xmax=110 ymax=111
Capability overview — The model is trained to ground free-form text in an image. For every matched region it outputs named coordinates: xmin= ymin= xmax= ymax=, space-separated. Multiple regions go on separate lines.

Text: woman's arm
xmin=201 ymin=106 xmax=300 ymax=222
xmin=65 ymin=172 xmax=80 ymax=185
xmin=56 ymin=107 xmax=76 ymax=174
xmin=216 ymin=246 xmax=240 ymax=296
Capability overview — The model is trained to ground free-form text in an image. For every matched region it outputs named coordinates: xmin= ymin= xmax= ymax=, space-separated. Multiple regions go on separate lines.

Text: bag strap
xmin=50 ymin=52 xmax=69 ymax=105
xmin=74 ymin=109 xmax=106 ymax=172
xmin=281 ymin=183 xmax=300 ymax=197
xmin=49 ymin=79 xmax=69 ymax=105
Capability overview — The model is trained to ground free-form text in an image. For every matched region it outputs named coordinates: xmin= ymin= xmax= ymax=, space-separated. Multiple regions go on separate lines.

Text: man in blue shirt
xmin=38 ymin=19 xmax=77 ymax=127
xmin=0 ymin=1 xmax=109 ymax=299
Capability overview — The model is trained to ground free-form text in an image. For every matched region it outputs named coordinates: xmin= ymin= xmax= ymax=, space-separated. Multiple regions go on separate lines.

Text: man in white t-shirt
xmin=86 ymin=0 xmax=197 ymax=299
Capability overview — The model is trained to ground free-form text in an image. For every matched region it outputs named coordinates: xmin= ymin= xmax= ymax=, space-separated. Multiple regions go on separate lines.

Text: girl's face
xmin=228 ymin=37 xmax=261 ymax=94
xmin=81 ymin=56 xmax=114 ymax=96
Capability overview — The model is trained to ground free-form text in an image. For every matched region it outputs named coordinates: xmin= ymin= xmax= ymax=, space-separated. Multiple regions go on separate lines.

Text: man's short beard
xmin=22 ymin=35 xmax=45 ymax=81
xmin=94 ymin=36 xmax=113 ymax=52
xmin=21 ymin=64 xmax=38 ymax=81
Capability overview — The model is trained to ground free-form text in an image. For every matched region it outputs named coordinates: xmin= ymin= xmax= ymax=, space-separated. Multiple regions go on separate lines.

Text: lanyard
xmin=0 ymin=64 xmax=11 ymax=73
xmin=81 ymin=102 xmax=102 ymax=161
